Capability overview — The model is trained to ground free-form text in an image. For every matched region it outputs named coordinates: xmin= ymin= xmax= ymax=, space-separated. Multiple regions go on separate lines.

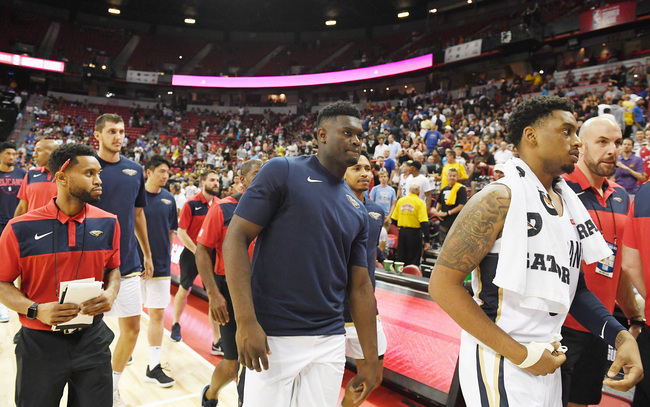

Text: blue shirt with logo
xmin=235 ymin=155 xmax=368 ymax=336
xmin=140 ymin=188 xmax=178 ymax=278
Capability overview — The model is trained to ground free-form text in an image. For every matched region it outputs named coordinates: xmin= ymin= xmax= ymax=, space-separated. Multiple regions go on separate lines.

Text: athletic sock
xmin=149 ymin=346 xmax=162 ymax=370
xmin=112 ymin=371 xmax=122 ymax=390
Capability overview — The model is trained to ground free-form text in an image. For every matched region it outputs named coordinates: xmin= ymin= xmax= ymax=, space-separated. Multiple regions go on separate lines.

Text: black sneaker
xmin=145 ymin=364 xmax=175 ymax=388
xmin=201 ymin=384 xmax=218 ymax=407
xmin=170 ymin=323 xmax=182 ymax=342
xmin=211 ymin=338 xmax=224 ymax=356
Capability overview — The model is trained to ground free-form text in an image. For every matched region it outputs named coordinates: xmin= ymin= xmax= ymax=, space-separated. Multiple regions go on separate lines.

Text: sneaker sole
xmin=144 ymin=376 xmax=175 ymax=388
xmin=170 ymin=337 xmax=182 ymax=343
xmin=210 ymin=350 xmax=224 ymax=356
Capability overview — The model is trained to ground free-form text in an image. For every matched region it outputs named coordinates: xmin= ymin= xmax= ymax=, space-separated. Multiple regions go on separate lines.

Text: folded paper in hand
xmin=53 ymin=278 xmax=103 ymax=331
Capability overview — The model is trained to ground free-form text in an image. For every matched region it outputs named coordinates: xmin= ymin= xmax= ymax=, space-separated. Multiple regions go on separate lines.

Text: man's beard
xmin=70 ymin=185 xmax=100 ymax=204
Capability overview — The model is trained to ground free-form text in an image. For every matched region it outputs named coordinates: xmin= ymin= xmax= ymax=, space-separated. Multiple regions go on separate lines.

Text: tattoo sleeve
xmin=436 ymin=184 xmax=511 ymax=274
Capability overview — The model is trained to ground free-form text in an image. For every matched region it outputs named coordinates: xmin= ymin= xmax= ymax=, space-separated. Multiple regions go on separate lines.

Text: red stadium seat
xmin=401 ymin=265 xmax=422 ymax=277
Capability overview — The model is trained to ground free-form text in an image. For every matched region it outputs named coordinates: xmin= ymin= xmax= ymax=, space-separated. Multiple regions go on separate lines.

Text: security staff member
xmin=0 ymin=143 xmax=121 ymax=407
xmin=391 ymin=182 xmax=430 ymax=266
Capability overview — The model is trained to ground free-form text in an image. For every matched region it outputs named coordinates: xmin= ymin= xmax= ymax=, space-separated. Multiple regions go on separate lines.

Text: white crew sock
xmin=150 ymin=346 xmax=162 ymax=370
xmin=112 ymin=371 xmax=122 ymax=390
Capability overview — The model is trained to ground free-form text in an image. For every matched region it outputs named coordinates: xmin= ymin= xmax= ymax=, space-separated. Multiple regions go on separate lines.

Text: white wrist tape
xmin=517 ymin=341 xmax=555 ymax=369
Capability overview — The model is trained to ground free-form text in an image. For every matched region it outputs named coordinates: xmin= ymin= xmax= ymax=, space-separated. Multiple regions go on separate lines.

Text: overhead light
xmin=539 ymin=69 xmax=544 ymax=74
xmin=325 ymin=20 xmax=336 ymax=26
xmin=101 ymin=65 xmax=107 ymax=70
xmin=397 ymin=11 xmax=409 ymax=18
xmin=429 ymin=8 xmax=438 ymax=13
xmin=467 ymin=0 xmax=473 ymax=4
xmin=108 ymin=8 xmax=120 ymax=15
xmin=179 ymin=55 xmax=183 ymax=59
xmin=184 ymin=18 xmax=196 ymax=24
xmin=167 ymin=91 xmax=173 ymax=95
xmin=386 ymin=87 xmax=389 ymax=90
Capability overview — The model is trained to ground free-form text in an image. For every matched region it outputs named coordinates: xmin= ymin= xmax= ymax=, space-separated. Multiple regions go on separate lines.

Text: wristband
xmin=517 ymin=342 xmax=555 ymax=369
xmin=629 ymin=319 xmax=646 ymax=327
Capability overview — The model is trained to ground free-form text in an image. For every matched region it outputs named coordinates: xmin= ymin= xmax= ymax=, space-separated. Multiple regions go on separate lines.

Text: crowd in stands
xmin=7 ymin=63 xmax=649 ymax=259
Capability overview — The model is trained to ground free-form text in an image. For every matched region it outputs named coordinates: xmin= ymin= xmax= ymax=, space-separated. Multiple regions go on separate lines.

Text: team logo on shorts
xmin=346 ymin=194 xmax=360 ymax=209
xmin=122 ymin=169 xmax=138 ymax=176
xmin=368 ymin=211 xmax=382 ymax=220
xmin=89 ymin=230 xmax=104 ymax=237
xmin=161 ymin=199 xmax=172 ymax=205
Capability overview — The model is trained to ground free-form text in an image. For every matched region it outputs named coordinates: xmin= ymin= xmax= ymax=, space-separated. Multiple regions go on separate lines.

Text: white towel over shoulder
xmin=491 ymin=158 xmax=611 ymax=314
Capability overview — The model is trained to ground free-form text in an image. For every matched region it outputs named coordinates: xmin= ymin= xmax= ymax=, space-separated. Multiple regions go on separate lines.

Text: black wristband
xmin=629 ymin=319 xmax=646 ymax=327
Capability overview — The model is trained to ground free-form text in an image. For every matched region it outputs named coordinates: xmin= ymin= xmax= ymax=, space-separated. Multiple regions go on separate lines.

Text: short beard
xmin=204 ymin=186 xmax=220 ymax=196
xmin=561 ymin=163 xmax=575 ymax=174
xmin=70 ymin=186 xmax=100 ymax=204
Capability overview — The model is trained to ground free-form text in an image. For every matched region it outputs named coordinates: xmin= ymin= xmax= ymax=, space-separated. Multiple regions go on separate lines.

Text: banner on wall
xmin=126 ymin=70 xmax=159 ymax=84
xmin=444 ymin=39 xmax=482 ymax=64
xmin=579 ymin=1 xmax=636 ymax=33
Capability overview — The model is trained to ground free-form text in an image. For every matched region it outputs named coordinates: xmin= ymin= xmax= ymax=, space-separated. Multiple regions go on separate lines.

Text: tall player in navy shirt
xmin=224 ymin=101 xmax=379 ymax=407
xmin=342 ymin=150 xmax=387 ymax=407
xmin=0 ymin=142 xmax=26 ymax=323
xmin=92 ymin=114 xmax=153 ymax=405
xmin=141 ymin=155 xmax=178 ymax=388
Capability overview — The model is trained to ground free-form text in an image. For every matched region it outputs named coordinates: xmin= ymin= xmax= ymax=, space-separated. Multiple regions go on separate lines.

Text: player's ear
xmin=522 ymin=126 xmax=537 ymax=146
xmin=317 ymin=127 xmax=327 ymax=144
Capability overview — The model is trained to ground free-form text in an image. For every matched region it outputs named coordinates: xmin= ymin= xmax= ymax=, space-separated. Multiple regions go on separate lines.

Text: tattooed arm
xmin=429 ymin=183 xmax=565 ymax=375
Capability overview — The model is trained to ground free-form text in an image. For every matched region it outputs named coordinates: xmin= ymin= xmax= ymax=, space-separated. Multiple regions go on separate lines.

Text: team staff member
xmin=141 ymin=156 xmax=178 ymax=387
xmin=431 ymin=167 xmax=467 ymax=244
xmin=623 ymin=181 xmax=650 ymax=406
xmin=0 ymin=142 xmax=26 ymax=234
xmin=92 ymin=113 xmax=153 ymax=406
xmin=561 ymin=117 xmax=643 ymax=407
xmin=342 ymin=151 xmax=388 ymax=407
xmin=0 ymin=143 xmax=121 ymax=406
xmin=429 ymin=96 xmax=642 ymax=406
xmin=391 ymin=183 xmax=430 ymax=266
xmin=0 ymin=141 xmax=26 ymax=323
xmin=196 ymin=159 xmax=263 ymax=407
xmin=14 ymin=139 xmax=58 ymax=217
xmin=224 ymin=101 xmax=379 ymax=406
xmin=172 ymin=169 xmax=220 ymax=351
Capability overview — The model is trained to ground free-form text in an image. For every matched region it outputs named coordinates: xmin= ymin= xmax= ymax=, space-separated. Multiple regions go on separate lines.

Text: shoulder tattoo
xmin=436 ymin=184 xmax=511 ymax=274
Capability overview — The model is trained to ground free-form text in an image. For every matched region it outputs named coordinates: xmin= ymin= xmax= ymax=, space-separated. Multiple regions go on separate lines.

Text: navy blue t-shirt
xmin=343 ymin=197 xmax=384 ymax=323
xmin=0 ymin=167 xmax=27 ymax=225
xmin=235 ymin=155 xmax=369 ymax=336
xmin=95 ymin=155 xmax=147 ymax=276
xmin=139 ymin=188 xmax=178 ymax=278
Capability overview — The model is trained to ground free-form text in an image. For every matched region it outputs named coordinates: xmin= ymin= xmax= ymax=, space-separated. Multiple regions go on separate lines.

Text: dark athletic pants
xmin=396 ymin=227 xmax=422 ymax=266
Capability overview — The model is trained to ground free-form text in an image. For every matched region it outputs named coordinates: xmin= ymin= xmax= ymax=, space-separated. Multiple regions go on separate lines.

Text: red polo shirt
xmin=17 ymin=167 xmax=58 ymax=212
xmin=197 ymin=195 xmax=255 ymax=276
xmin=624 ymin=182 xmax=650 ymax=321
xmin=563 ymin=166 xmax=630 ymax=332
xmin=178 ymin=192 xmax=216 ymax=244
xmin=0 ymin=199 xmax=120 ymax=330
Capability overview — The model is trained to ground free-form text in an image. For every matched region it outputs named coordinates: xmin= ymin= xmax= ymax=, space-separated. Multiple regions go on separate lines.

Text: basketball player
xmin=92 ymin=113 xmax=153 ymax=406
xmin=429 ymin=96 xmax=642 ymax=406
xmin=224 ymin=101 xmax=379 ymax=406
xmin=14 ymin=139 xmax=58 ymax=216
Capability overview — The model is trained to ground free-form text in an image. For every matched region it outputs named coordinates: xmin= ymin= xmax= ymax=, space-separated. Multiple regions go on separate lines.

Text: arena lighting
xmin=172 ymin=53 xmax=433 ymax=88
xmin=429 ymin=8 xmax=438 ymax=13
xmin=0 ymin=51 xmax=65 ymax=73
xmin=184 ymin=18 xmax=196 ymax=24
xmin=108 ymin=8 xmax=120 ymax=15
xmin=397 ymin=11 xmax=410 ymax=18
xmin=325 ymin=20 xmax=336 ymax=26
xmin=467 ymin=0 xmax=472 ymax=4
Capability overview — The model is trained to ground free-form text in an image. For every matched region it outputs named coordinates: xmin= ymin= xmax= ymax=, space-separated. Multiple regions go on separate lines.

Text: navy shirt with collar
xmin=94 ymin=154 xmax=147 ymax=277
xmin=235 ymin=155 xmax=369 ymax=336
xmin=0 ymin=166 xmax=27 ymax=225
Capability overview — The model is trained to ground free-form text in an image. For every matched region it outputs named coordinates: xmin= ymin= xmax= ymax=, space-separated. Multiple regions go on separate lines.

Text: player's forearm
xmin=14 ymin=200 xmax=28 ymax=217
xmin=134 ymin=209 xmax=152 ymax=257
xmin=102 ymin=268 xmax=121 ymax=302
xmin=348 ymin=267 xmax=379 ymax=365
xmin=0 ymin=281 xmax=33 ymax=314
xmin=616 ymin=271 xmax=642 ymax=320
xmin=429 ymin=266 xmax=527 ymax=364
xmin=177 ymin=228 xmax=196 ymax=253
xmin=195 ymin=243 xmax=219 ymax=297
xmin=223 ymin=229 xmax=257 ymax=324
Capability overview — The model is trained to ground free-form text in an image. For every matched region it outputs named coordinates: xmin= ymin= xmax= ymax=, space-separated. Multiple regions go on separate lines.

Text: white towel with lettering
xmin=492 ymin=158 xmax=611 ymax=314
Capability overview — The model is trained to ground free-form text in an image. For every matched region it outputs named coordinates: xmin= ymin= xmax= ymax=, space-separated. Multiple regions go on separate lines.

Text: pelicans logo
xmin=122 ymin=169 xmax=138 ymax=176
xmin=161 ymin=199 xmax=172 ymax=205
xmin=89 ymin=230 xmax=104 ymax=237
xmin=368 ymin=211 xmax=382 ymax=220
xmin=346 ymin=194 xmax=360 ymax=209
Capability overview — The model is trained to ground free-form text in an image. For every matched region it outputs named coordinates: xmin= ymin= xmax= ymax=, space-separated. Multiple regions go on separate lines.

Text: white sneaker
xmin=113 ymin=389 xmax=126 ymax=407
xmin=0 ymin=304 xmax=10 ymax=323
